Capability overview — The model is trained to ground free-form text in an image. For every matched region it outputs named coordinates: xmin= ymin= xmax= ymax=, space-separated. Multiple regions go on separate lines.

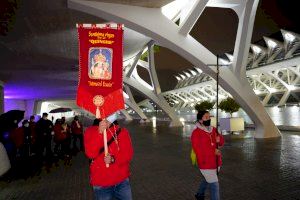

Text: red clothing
xmin=29 ymin=122 xmax=37 ymax=144
xmin=84 ymin=125 xmax=133 ymax=187
xmin=10 ymin=128 xmax=24 ymax=148
xmin=191 ymin=126 xmax=224 ymax=169
xmin=71 ymin=120 xmax=83 ymax=135
xmin=53 ymin=124 xmax=67 ymax=142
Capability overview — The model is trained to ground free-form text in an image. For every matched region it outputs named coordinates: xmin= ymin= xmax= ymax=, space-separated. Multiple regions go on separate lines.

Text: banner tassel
xmin=96 ymin=106 xmax=101 ymax=119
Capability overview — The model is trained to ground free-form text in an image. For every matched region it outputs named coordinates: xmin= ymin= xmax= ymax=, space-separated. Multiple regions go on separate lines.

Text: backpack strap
xmin=98 ymin=127 xmax=122 ymax=154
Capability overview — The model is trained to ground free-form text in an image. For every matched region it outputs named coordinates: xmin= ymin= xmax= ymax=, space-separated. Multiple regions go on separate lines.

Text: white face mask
xmin=24 ymin=123 xmax=29 ymax=127
xmin=107 ymin=113 xmax=118 ymax=123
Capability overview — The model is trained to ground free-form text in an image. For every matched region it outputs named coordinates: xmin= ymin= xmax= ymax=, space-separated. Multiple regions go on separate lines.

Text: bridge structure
xmin=163 ymin=29 xmax=300 ymax=109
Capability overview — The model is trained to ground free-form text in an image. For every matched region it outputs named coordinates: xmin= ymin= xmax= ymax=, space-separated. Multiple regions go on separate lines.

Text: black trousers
xmin=72 ymin=134 xmax=83 ymax=151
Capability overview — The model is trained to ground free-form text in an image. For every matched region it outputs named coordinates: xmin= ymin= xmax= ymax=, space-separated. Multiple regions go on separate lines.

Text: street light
xmin=206 ymin=55 xmax=230 ymax=175
xmin=206 ymin=55 xmax=231 ymax=131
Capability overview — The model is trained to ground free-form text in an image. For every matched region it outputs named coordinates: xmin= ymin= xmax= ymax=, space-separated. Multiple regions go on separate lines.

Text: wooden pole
xmin=216 ymin=55 xmax=220 ymax=175
xmin=103 ymin=128 xmax=109 ymax=168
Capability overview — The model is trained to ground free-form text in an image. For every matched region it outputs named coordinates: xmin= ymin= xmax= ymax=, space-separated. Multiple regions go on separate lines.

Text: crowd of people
xmin=1 ymin=113 xmax=84 ymax=179
xmin=1 ymin=110 xmax=224 ymax=200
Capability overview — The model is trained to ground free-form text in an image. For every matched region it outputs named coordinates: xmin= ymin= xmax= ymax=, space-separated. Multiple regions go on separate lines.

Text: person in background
xmin=53 ymin=119 xmax=66 ymax=158
xmin=22 ymin=120 xmax=32 ymax=158
xmin=61 ymin=117 xmax=71 ymax=164
xmin=84 ymin=115 xmax=134 ymax=200
xmin=191 ymin=110 xmax=225 ymax=200
xmin=35 ymin=113 xmax=53 ymax=161
xmin=71 ymin=116 xmax=83 ymax=152
xmin=10 ymin=121 xmax=26 ymax=158
xmin=29 ymin=116 xmax=37 ymax=155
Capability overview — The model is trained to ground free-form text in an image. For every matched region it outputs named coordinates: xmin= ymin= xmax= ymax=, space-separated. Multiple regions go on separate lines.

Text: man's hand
xmin=99 ymin=119 xmax=111 ymax=133
xmin=216 ymin=136 xmax=220 ymax=143
xmin=104 ymin=154 xmax=115 ymax=164
xmin=215 ymin=149 xmax=221 ymax=156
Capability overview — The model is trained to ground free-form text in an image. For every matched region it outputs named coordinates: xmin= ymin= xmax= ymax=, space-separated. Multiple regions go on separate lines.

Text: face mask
xmin=107 ymin=113 xmax=117 ymax=123
xmin=24 ymin=123 xmax=29 ymax=127
xmin=202 ymin=119 xmax=211 ymax=127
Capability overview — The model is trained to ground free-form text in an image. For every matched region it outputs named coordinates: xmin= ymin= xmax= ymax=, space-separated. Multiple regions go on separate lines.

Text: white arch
xmin=68 ymin=0 xmax=280 ymax=138
xmin=124 ymin=85 xmax=148 ymax=121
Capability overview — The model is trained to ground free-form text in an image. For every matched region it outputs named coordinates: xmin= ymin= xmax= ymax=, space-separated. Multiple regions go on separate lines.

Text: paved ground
xmin=0 ymin=120 xmax=300 ymax=200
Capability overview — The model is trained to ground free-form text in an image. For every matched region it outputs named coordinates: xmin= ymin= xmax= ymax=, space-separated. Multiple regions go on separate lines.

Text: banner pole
xmin=216 ymin=54 xmax=219 ymax=175
xmin=104 ymin=128 xmax=109 ymax=168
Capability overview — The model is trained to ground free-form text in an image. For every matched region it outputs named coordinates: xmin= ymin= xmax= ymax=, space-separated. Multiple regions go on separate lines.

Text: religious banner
xmin=77 ymin=23 xmax=124 ymax=119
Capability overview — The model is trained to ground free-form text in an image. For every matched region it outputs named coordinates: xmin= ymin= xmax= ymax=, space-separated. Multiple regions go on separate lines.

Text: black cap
xmin=197 ymin=110 xmax=209 ymax=121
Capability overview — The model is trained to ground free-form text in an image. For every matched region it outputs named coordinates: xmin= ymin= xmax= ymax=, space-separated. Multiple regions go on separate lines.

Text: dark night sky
xmin=1 ymin=0 xmax=299 ymax=101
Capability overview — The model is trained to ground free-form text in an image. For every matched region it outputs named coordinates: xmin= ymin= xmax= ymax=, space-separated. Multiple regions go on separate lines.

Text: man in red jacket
xmin=191 ymin=110 xmax=224 ymax=200
xmin=84 ymin=117 xmax=133 ymax=200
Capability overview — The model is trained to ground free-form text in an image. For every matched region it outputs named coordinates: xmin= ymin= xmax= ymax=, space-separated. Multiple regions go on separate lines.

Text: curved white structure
xmin=68 ymin=0 xmax=281 ymax=137
xmin=124 ymin=41 xmax=182 ymax=126
xmin=167 ymin=30 xmax=300 ymax=108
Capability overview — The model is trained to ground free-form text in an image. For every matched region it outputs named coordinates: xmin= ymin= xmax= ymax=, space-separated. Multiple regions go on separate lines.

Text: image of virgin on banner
xmin=89 ymin=48 xmax=113 ymax=80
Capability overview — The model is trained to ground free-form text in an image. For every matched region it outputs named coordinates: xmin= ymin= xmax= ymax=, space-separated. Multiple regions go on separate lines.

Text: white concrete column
xmin=124 ymin=85 xmax=148 ymax=121
xmin=232 ymin=0 xmax=260 ymax=77
xmin=262 ymin=93 xmax=272 ymax=106
xmin=33 ymin=100 xmax=43 ymax=116
xmin=278 ymin=91 xmax=290 ymax=106
xmin=120 ymin=109 xmax=133 ymax=121
xmin=24 ymin=100 xmax=36 ymax=119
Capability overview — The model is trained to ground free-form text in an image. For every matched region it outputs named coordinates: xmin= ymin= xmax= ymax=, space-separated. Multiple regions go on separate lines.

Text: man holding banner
xmin=77 ymin=24 xmax=133 ymax=199
xmin=84 ymin=116 xmax=133 ymax=200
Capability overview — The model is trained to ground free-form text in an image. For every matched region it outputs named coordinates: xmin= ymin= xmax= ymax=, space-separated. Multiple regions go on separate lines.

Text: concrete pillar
xmin=120 ymin=109 xmax=133 ymax=121
xmin=33 ymin=100 xmax=42 ymax=116
xmin=24 ymin=100 xmax=36 ymax=119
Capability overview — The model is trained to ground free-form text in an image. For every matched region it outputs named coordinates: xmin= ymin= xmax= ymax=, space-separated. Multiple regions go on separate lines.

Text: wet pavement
xmin=0 ymin=120 xmax=299 ymax=200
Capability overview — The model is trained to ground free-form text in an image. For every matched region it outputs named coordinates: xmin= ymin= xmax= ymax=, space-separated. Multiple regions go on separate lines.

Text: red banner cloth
xmin=77 ymin=24 xmax=124 ymax=118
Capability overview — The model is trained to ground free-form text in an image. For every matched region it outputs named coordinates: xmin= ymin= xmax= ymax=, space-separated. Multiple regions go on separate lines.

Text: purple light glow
xmin=4 ymin=84 xmax=76 ymax=100
xmin=4 ymin=85 xmax=44 ymax=99
xmin=4 ymin=99 xmax=26 ymax=113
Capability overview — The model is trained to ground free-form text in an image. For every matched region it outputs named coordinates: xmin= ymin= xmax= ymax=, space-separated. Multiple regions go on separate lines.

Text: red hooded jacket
xmin=191 ymin=125 xmax=224 ymax=169
xmin=53 ymin=124 xmax=67 ymax=142
xmin=71 ymin=120 xmax=83 ymax=135
xmin=84 ymin=125 xmax=133 ymax=187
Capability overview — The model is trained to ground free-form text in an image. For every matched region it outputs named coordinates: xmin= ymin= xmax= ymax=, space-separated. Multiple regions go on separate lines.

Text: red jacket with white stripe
xmin=84 ymin=125 xmax=133 ymax=187
xmin=191 ymin=125 xmax=224 ymax=169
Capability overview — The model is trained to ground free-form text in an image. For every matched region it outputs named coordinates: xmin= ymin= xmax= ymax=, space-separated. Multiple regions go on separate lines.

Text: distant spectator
xmin=53 ymin=119 xmax=67 ymax=158
xmin=35 ymin=113 xmax=53 ymax=160
xmin=61 ymin=117 xmax=71 ymax=158
xmin=71 ymin=116 xmax=83 ymax=152
xmin=29 ymin=116 xmax=37 ymax=155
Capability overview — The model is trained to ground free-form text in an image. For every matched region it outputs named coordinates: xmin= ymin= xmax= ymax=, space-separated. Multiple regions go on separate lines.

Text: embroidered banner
xmin=77 ymin=23 xmax=124 ymax=118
